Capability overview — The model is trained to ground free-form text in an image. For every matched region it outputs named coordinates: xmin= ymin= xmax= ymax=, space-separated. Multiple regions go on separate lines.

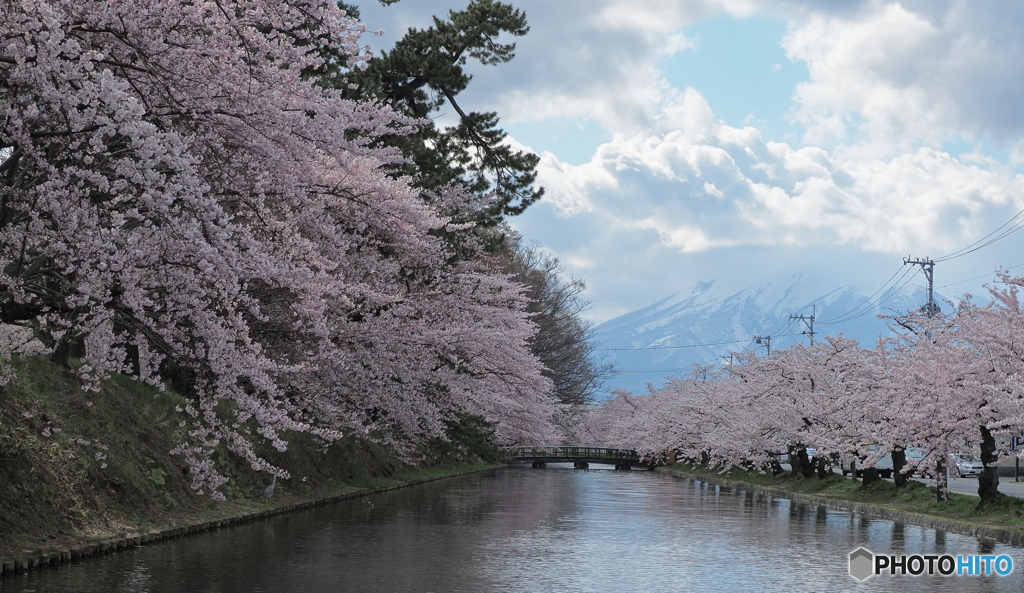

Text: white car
xmin=951 ymin=453 xmax=984 ymax=477
xmin=840 ymin=448 xmax=894 ymax=479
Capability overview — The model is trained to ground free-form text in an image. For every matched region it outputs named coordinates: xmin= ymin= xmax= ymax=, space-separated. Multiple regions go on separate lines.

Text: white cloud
xmin=535 ymin=148 xmax=626 ymax=217
xmin=354 ymin=1 xmax=1024 ymax=322
xmin=520 ymin=127 xmax=1024 ymax=321
xmin=533 ymin=90 xmax=1024 ymax=261
xmin=629 ymin=217 xmax=729 ymax=253
xmin=591 ymin=0 xmax=724 ymax=35
xmin=783 ymin=0 xmax=1024 ymax=149
xmin=461 ymin=1 xmax=739 ymax=137
xmin=703 ymin=182 xmax=725 ymax=198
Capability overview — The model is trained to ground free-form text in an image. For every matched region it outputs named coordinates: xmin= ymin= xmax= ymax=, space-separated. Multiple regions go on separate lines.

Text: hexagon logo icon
xmin=849 ymin=547 xmax=875 ymax=581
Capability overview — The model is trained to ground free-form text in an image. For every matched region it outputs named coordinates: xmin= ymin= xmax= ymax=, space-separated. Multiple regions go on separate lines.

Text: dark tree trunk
xmin=978 ymin=425 xmax=1002 ymax=508
xmin=787 ymin=445 xmax=802 ymax=475
xmin=815 ymin=454 xmax=831 ymax=478
xmin=789 ymin=446 xmax=814 ymax=478
xmin=802 ymin=452 xmax=818 ymax=479
xmin=862 ymin=467 xmax=880 ymax=486
xmin=49 ymin=332 xmax=86 ymax=365
xmin=126 ymin=343 xmax=141 ymax=377
xmin=936 ymin=457 xmax=948 ymax=502
xmin=892 ymin=448 xmax=908 ymax=487
xmin=49 ymin=340 xmax=72 ymax=366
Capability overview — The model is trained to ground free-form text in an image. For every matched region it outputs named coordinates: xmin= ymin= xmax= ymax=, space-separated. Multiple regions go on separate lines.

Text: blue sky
xmin=354 ymin=0 xmax=1024 ymax=325
xmin=659 ymin=15 xmax=806 ymax=140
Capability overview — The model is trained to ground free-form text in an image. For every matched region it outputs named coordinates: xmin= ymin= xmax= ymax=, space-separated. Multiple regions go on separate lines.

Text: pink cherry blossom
xmin=1 ymin=0 xmax=561 ymax=497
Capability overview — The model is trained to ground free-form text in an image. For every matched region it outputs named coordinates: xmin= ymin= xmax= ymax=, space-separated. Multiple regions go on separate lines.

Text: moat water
xmin=3 ymin=467 xmax=1023 ymax=592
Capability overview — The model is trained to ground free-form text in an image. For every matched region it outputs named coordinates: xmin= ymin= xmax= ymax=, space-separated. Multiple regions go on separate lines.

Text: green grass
xmin=663 ymin=463 xmax=1024 ymax=539
xmin=0 ymin=355 xmax=503 ymax=560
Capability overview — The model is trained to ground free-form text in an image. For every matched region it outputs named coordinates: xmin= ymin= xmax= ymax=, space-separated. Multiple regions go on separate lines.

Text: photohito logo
xmin=848 ymin=547 xmax=1014 ymax=580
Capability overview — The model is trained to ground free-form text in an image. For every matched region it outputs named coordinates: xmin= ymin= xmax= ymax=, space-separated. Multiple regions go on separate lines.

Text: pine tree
xmin=338 ymin=1 xmax=543 ymax=225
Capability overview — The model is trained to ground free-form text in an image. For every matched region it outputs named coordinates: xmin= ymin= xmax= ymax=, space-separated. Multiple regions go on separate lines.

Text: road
xmin=781 ymin=464 xmax=1024 ymax=498
xmin=915 ymin=475 xmax=1024 ymax=498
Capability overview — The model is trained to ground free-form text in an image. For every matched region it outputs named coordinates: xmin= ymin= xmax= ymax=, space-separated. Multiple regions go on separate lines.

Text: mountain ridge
xmin=592 ymin=274 xmax=942 ymax=397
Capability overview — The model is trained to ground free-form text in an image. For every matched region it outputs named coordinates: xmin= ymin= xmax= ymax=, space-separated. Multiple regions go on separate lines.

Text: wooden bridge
xmin=508 ymin=446 xmax=655 ymax=470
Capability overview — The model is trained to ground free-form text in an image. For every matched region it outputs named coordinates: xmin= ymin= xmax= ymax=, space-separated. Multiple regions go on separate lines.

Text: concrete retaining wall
xmin=661 ymin=467 xmax=1024 ymax=547
xmin=0 ymin=466 xmax=497 ymax=581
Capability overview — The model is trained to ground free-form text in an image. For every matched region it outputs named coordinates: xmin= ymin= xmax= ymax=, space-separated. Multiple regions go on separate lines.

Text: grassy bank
xmin=661 ymin=463 xmax=1024 ymax=545
xmin=0 ymin=356 xmax=501 ymax=563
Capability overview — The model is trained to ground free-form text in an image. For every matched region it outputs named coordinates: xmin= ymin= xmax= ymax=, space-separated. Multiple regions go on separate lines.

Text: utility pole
xmin=753 ymin=335 xmax=771 ymax=356
xmin=904 ymin=256 xmax=943 ymax=501
xmin=903 ymin=257 xmax=939 ymax=318
xmin=790 ymin=306 xmax=816 ymax=346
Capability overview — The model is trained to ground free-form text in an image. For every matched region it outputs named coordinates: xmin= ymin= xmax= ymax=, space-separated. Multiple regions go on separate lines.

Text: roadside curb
xmin=660 ymin=467 xmax=1024 ymax=547
xmin=0 ymin=465 xmax=498 ymax=580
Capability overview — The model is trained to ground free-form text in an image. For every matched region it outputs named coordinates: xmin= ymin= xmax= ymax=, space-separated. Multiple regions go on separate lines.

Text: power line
xmin=767 ymin=316 xmax=797 ymax=337
xmin=937 ymin=261 xmax=1024 ymax=289
xmin=904 ymin=257 xmax=939 ymax=317
xmin=819 ymin=266 xmax=921 ymax=326
xmin=596 ymin=333 xmax=805 ymax=352
xmin=601 ymin=214 xmax=1024 ymax=383
xmin=752 ymin=334 xmax=772 ymax=356
xmin=790 ymin=307 xmax=815 ymax=346
xmin=935 ymin=207 xmax=1024 ymax=262
xmin=816 ymin=264 xmax=908 ymax=325
xmin=595 ymin=338 xmax=753 ymax=351
xmin=609 ymin=369 xmax=704 ymax=374
xmin=819 ymin=208 xmax=1024 ymax=325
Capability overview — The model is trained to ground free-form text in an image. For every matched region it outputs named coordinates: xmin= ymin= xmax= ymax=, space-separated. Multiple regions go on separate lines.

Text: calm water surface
xmin=3 ymin=468 xmax=1022 ymax=592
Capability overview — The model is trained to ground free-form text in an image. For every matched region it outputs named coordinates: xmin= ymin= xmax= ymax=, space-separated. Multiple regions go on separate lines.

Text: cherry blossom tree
xmin=578 ymin=272 xmax=1024 ymax=507
xmin=935 ymin=276 xmax=1024 ymax=506
xmin=1 ymin=0 xmax=559 ymax=497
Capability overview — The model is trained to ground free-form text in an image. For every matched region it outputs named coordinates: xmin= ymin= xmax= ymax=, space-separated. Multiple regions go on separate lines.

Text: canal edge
xmin=0 ymin=465 xmax=499 ymax=580
xmin=659 ymin=467 xmax=1024 ymax=547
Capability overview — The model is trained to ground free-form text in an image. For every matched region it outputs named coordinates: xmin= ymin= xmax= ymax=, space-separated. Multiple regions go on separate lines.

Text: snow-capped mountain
xmin=591 ymin=273 xmax=944 ymax=397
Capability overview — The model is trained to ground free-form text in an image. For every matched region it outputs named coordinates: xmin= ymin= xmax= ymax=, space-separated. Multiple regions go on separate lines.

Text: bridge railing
xmin=508 ymin=446 xmax=642 ymax=462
